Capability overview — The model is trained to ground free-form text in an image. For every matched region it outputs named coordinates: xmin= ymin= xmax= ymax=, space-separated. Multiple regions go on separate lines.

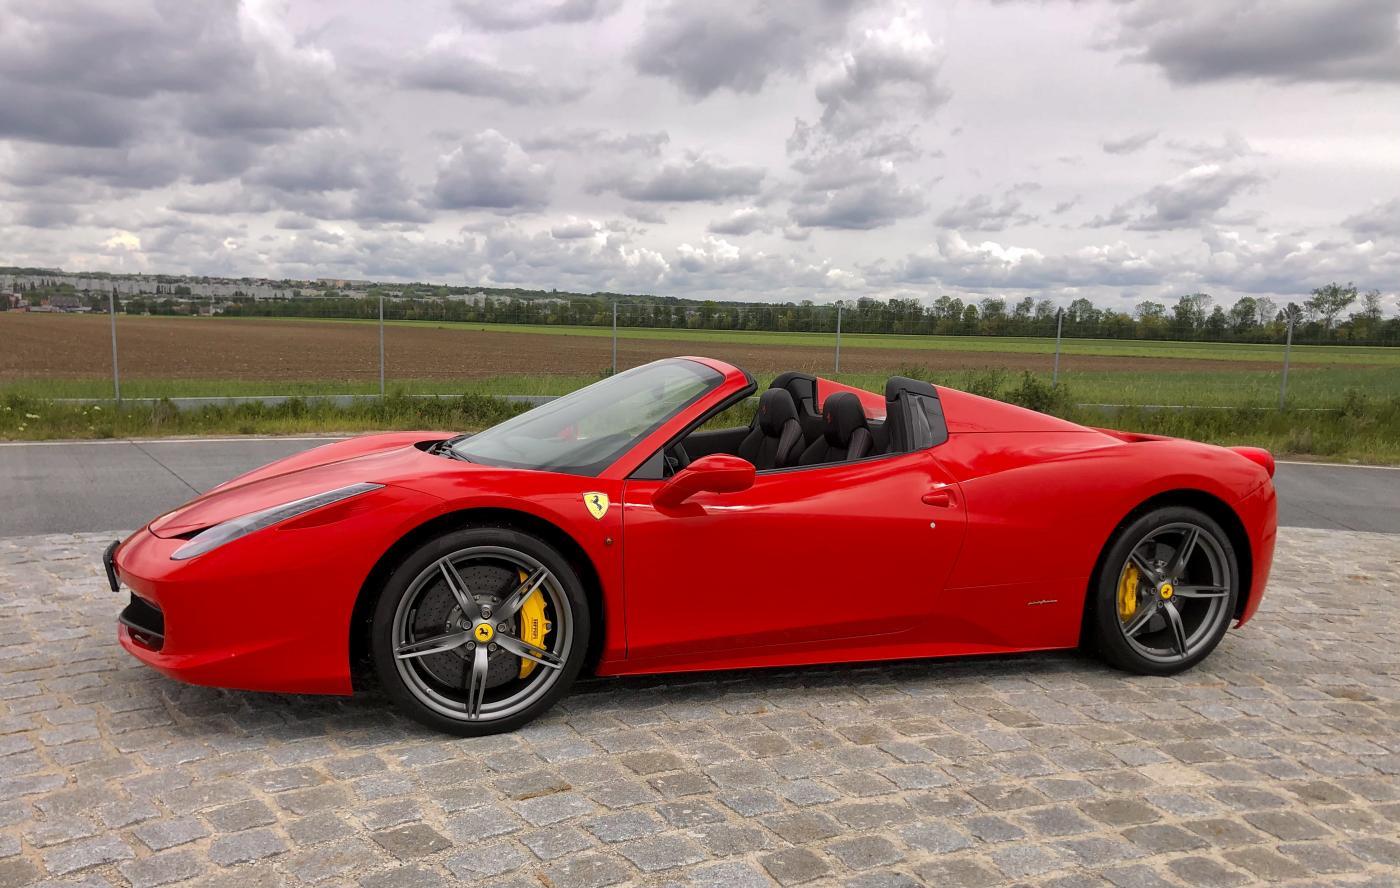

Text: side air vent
xmin=119 ymin=594 xmax=165 ymax=651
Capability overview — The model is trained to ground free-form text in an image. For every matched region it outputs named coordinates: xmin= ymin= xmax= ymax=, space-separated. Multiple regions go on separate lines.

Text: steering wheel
xmin=666 ymin=442 xmax=692 ymax=475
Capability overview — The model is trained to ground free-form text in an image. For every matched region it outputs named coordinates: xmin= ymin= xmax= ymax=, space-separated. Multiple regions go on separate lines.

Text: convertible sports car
xmin=106 ymin=356 xmax=1277 ymax=734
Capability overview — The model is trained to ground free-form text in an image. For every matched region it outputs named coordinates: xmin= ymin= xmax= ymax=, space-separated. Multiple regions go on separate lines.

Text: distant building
xmin=47 ymin=294 xmax=82 ymax=311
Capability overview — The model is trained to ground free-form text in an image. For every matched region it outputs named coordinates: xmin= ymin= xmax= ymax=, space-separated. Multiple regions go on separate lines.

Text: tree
xmin=1227 ymin=297 xmax=1258 ymax=333
xmin=1305 ymin=282 xmax=1357 ymax=329
xmin=1253 ymin=296 xmax=1276 ymax=328
xmin=1350 ymin=289 xmax=1384 ymax=340
xmin=1012 ymin=296 xmax=1034 ymax=323
xmin=1171 ymin=292 xmax=1211 ymax=335
xmin=1134 ymin=300 xmax=1166 ymax=322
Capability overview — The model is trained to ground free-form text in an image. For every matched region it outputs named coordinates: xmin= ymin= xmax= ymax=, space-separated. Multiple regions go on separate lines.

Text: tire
xmin=1088 ymin=506 xmax=1239 ymax=676
xmin=372 ymin=526 xmax=590 ymax=735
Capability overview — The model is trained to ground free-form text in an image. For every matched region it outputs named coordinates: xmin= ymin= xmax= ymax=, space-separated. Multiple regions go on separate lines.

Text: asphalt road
xmin=1 ymin=436 xmax=1397 ymax=537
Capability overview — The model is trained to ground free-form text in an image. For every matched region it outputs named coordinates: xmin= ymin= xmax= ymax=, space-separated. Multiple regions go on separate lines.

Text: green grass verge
xmin=5 ymin=362 xmax=1397 ymax=408
xmin=4 ymin=372 xmax=1398 ymax=464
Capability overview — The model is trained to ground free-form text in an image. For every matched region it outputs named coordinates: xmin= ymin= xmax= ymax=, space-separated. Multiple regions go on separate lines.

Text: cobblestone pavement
xmin=0 ymin=528 xmax=1396 ymax=888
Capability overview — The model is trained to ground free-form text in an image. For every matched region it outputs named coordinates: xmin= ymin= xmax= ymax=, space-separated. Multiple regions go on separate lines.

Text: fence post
xmin=1279 ymin=316 xmax=1294 ymax=409
xmin=378 ymin=291 xmax=385 ymax=398
xmin=108 ymin=289 xmax=121 ymax=403
xmin=611 ymin=303 xmax=618 ymax=375
xmin=1052 ymin=308 xmax=1063 ymax=387
xmin=834 ymin=303 xmax=842 ymax=374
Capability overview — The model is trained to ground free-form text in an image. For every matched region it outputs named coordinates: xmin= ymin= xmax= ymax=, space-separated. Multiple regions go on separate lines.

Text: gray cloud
xmin=454 ymin=0 xmax=622 ymax=32
xmin=399 ymin=39 xmax=587 ymax=103
xmin=1114 ymin=0 xmax=1400 ymax=85
xmin=815 ymin=16 xmax=948 ymax=136
xmin=632 ymin=0 xmax=860 ymax=98
xmin=707 ymin=207 xmax=776 ymax=236
xmin=521 ymin=129 xmax=669 ymax=156
xmin=1102 ymin=131 xmax=1158 ymax=155
xmin=592 ymin=154 xmax=765 ymax=202
xmin=790 ymin=167 xmax=927 ymax=229
xmin=1089 ymin=164 xmax=1265 ymax=231
xmin=432 ymin=130 xmax=552 ymax=211
xmin=935 ymin=188 xmax=1038 ymax=232
xmin=1344 ymin=198 xmax=1400 ymax=238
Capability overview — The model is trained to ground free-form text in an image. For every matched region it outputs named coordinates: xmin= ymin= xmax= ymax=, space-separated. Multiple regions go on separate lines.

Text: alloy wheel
xmin=391 ymin=545 xmax=573 ymax=722
xmin=1115 ymin=522 xmax=1232 ymax=664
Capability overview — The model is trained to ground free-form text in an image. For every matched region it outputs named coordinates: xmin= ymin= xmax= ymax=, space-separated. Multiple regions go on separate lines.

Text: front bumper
xmin=108 ymin=485 xmax=442 ymax=695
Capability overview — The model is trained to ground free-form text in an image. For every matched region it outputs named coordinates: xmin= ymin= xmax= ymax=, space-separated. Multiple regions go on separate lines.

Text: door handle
xmin=922 ymin=489 xmax=955 ymax=507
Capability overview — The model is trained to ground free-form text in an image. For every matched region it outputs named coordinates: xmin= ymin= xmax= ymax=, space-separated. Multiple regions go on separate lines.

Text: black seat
xmin=798 ymin=392 xmax=874 ymax=465
xmin=767 ymin=371 xmax=823 ymax=444
xmin=737 ymin=388 xmax=805 ymax=470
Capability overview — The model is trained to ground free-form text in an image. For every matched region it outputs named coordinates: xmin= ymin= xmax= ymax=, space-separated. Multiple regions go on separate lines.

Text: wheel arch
xmin=349 ymin=507 xmax=606 ymax=690
xmin=1084 ymin=488 xmax=1254 ymax=635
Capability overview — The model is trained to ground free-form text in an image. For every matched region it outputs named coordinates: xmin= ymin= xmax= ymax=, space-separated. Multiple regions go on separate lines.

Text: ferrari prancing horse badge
xmin=583 ymin=492 xmax=610 ymax=520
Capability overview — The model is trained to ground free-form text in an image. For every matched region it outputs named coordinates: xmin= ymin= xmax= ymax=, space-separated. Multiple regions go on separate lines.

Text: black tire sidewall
xmin=372 ymin=526 xmax=590 ymax=735
xmin=1090 ymin=506 xmax=1239 ymax=676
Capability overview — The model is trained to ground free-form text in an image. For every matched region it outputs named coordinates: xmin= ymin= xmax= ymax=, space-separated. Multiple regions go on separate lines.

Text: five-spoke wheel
xmin=1089 ymin=506 xmax=1239 ymax=675
xmin=372 ymin=528 xmax=588 ymax=735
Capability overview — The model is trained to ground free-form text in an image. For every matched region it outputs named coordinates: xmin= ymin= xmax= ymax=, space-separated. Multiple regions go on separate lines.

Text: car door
xmin=619 ymin=450 xmax=967 ymax=663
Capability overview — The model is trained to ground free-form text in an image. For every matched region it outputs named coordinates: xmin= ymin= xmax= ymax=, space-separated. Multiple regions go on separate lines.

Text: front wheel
xmin=1089 ymin=506 xmax=1239 ymax=676
xmin=372 ymin=527 xmax=589 ymax=735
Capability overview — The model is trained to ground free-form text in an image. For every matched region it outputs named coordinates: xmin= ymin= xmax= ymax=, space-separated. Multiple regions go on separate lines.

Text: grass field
xmin=3 ymin=312 xmax=1398 ymax=460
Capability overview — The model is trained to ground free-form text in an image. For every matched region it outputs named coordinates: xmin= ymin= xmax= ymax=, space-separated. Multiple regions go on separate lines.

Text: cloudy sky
xmin=2 ymin=0 xmax=1399 ymax=312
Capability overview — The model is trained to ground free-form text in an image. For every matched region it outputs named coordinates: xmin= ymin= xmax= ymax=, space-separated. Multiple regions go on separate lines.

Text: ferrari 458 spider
xmin=107 ymin=356 xmax=1277 ymax=734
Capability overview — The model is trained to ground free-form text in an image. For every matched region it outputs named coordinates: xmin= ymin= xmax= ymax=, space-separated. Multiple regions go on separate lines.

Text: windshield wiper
xmin=432 ymin=435 xmax=472 ymax=461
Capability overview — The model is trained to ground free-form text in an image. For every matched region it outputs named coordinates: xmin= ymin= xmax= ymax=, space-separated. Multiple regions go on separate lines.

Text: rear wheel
xmin=372 ymin=527 xmax=589 ymax=735
xmin=1089 ymin=506 xmax=1239 ymax=675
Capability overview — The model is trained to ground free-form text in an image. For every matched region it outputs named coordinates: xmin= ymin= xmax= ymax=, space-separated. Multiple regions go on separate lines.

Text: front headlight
xmin=171 ymin=482 xmax=383 ymax=561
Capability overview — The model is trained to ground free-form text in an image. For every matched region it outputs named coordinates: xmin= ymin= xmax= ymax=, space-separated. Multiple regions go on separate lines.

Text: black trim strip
xmin=102 ymin=540 xmax=120 ymax=593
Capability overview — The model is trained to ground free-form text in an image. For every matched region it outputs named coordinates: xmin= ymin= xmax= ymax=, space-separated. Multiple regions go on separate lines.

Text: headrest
xmin=821 ymin=392 xmax=868 ymax=446
xmin=757 ymin=387 xmax=799 ymax=436
xmin=769 ymin=371 xmax=818 ymax=413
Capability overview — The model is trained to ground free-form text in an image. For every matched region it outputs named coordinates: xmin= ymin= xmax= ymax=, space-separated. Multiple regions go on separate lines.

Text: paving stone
xmin=520 ymin=824 xmax=594 ymax=859
xmin=207 ymin=827 xmax=287 ymax=866
xmin=761 ymin=846 xmax=831 ymax=885
xmin=371 ymin=823 xmax=450 ymax=860
xmin=133 ymin=816 xmax=210 ymax=851
xmin=827 ymin=834 xmax=904 ymax=869
xmin=1079 ymin=797 xmax=1161 ymax=825
xmin=618 ymin=833 xmax=705 ymax=872
xmin=1224 ymin=846 xmax=1309 ymax=881
xmin=1278 ymin=841 xmax=1365 ymax=874
xmin=357 ymin=865 xmax=449 ymax=888
xmin=1243 ymin=809 xmax=1330 ymax=841
xmin=2 ymin=528 xmax=1397 ymax=888
xmin=542 ymin=852 xmax=632 ymax=888
xmin=118 ymin=850 xmax=206 ymax=888
xmin=42 ymin=834 xmax=135 ymax=876
xmin=1166 ymin=855 xmax=1250 ymax=887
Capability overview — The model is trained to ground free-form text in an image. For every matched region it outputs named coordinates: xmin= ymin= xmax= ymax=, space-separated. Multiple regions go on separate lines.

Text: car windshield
xmin=451 ymin=359 xmax=724 ymax=475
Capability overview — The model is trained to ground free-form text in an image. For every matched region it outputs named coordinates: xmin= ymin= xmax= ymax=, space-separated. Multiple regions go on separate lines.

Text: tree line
xmin=11 ymin=279 xmax=1398 ymax=346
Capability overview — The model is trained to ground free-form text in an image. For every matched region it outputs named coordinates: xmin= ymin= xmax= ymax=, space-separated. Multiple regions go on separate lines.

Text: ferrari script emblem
xmin=473 ymin=623 xmax=495 ymax=643
xmin=583 ymin=492 xmax=610 ymax=520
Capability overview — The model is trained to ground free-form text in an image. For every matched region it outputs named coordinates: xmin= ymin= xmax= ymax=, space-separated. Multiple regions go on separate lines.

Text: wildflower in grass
xmin=93 ymin=405 xmax=101 ymax=411
xmin=24 ymin=413 xmax=40 ymax=420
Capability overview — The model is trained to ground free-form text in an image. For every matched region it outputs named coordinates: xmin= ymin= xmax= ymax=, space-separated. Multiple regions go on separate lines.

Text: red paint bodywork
xmin=113 ymin=356 xmax=1277 ymax=695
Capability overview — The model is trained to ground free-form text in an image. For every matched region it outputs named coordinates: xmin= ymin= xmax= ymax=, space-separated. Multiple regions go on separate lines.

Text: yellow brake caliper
xmin=515 ymin=570 xmax=552 ymax=679
xmin=1117 ymin=563 xmax=1140 ymax=620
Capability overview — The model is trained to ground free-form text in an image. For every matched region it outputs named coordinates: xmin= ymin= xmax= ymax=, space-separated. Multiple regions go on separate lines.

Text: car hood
xmin=148 ymin=432 xmax=455 ymax=537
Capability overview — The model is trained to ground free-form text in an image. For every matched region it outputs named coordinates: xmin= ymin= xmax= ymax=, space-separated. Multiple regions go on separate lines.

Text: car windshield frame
xmin=449 ymin=358 xmax=725 ymax=476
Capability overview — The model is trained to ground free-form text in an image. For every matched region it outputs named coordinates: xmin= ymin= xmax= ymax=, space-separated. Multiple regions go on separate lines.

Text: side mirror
xmin=653 ymin=454 xmax=755 ymax=510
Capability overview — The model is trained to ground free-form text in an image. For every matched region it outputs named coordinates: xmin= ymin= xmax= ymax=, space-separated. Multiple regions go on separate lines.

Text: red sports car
xmin=107 ymin=356 xmax=1277 ymax=734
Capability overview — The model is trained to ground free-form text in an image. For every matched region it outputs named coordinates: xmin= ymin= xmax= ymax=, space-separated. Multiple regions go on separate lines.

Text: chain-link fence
xmin=2 ymin=294 xmax=1397 ymax=411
